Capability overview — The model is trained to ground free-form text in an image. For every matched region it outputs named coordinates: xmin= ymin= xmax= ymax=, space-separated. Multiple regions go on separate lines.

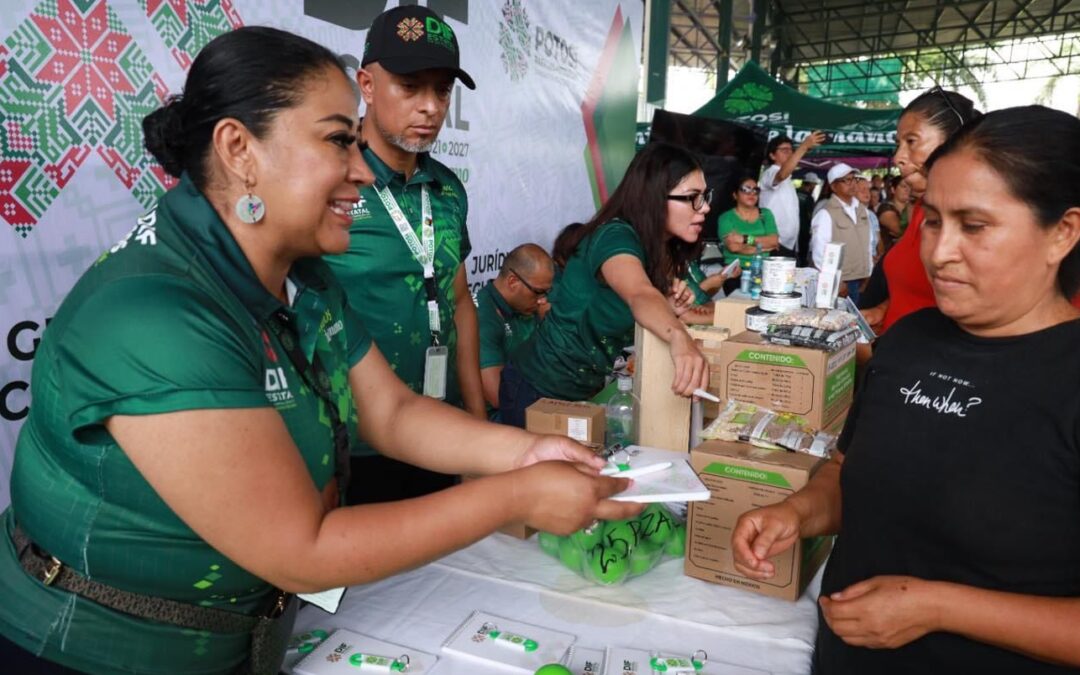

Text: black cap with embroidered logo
xmin=361 ymin=6 xmax=476 ymax=90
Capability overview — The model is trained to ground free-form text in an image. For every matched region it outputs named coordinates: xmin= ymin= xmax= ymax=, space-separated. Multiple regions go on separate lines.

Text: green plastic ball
xmin=537 ymin=531 xmax=562 ymax=558
xmin=602 ymin=519 xmax=639 ymax=553
xmin=534 ymin=665 xmax=573 ymax=675
xmin=629 ymin=541 xmax=662 ymax=576
xmin=569 ymin=523 xmax=604 ymax=551
xmin=640 ymin=503 xmax=677 ymax=546
xmin=665 ymin=523 xmax=687 ymax=557
xmin=557 ymin=536 xmax=585 ymax=573
xmin=587 ymin=543 xmax=630 ymax=585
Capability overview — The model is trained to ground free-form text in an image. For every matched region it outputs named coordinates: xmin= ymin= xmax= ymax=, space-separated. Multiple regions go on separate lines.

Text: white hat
xmin=827 ymin=163 xmax=857 ymax=184
xmin=803 ymin=171 xmax=822 ymax=184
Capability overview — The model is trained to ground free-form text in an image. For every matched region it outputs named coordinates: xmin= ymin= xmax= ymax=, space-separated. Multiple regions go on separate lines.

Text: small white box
xmin=814 ymin=243 xmax=845 ymax=309
xmin=292 ymin=629 xmax=437 ymax=675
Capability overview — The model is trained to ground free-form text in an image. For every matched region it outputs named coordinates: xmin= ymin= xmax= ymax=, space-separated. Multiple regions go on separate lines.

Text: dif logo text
xmin=3 ymin=318 xmax=49 ymax=421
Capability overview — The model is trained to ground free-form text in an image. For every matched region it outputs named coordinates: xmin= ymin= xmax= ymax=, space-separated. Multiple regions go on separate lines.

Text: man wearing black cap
xmin=324 ymin=6 xmax=482 ymax=504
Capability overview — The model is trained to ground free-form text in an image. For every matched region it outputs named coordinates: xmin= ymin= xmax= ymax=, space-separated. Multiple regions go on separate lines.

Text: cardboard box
xmin=685 ymin=439 xmax=833 ymax=600
xmin=716 ymin=331 xmax=855 ymax=434
xmin=712 ymin=296 xmax=757 ymax=335
xmin=525 ymin=398 xmax=606 ymax=445
xmin=686 ymin=325 xmax=731 ymax=422
xmin=632 ymin=324 xmax=691 ymax=453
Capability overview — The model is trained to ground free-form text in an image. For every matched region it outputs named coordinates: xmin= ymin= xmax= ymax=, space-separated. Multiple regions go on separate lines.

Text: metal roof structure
xmin=651 ymin=0 xmax=1080 ymax=104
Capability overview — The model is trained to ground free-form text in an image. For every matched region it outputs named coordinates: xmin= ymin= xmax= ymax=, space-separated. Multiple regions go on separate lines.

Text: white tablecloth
xmin=291 ymin=533 xmax=821 ymax=674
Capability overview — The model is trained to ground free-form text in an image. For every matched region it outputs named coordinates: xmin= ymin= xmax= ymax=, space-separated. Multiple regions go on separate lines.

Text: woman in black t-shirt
xmin=732 ymin=106 xmax=1080 ymax=673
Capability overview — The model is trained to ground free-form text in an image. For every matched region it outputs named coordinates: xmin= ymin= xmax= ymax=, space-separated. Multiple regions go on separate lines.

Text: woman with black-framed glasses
xmin=716 ymin=175 xmax=781 ymax=294
xmin=498 ymin=142 xmax=711 ymax=425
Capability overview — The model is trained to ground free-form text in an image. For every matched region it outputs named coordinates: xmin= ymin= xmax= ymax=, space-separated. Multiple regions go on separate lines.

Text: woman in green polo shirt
xmin=502 ymin=143 xmax=710 ymax=425
xmin=717 ymin=174 xmax=780 ymax=294
xmin=0 ymin=27 xmax=639 ymax=675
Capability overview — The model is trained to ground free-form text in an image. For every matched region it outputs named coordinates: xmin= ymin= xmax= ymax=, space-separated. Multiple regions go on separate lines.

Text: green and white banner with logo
xmin=0 ymin=0 xmax=642 ymax=508
xmin=694 ymin=62 xmax=901 ymax=156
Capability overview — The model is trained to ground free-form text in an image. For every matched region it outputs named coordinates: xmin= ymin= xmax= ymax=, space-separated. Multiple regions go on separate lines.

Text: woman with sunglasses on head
xmin=733 ymin=105 xmax=1080 ymax=674
xmin=860 ymin=87 xmax=980 ymax=333
xmin=499 ymin=142 xmax=710 ymax=426
xmin=0 ymin=27 xmax=641 ymax=675
xmin=718 ymin=175 xmax=780 ymax=294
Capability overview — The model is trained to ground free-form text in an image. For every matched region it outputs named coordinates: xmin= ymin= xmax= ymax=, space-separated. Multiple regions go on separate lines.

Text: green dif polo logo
xmin=260 ymin=330 xmax=295 ymax=408
xmin=319 ymin=309 xmax=344 ymax=343
xmin=349 ymin=195 xmax=371 ymax=221
xmin=95 ymin=210 xmax=159 ymax=265
xmin=264 ymin=366 xmax=294 ymax=406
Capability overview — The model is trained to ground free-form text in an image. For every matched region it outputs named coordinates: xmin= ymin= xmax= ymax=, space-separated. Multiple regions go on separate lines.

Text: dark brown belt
xmin=11 ymin=523 xmax=287 ymax=635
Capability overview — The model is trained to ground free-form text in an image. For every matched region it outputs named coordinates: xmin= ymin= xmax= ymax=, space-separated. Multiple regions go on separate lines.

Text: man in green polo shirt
xmin=325 ymin=6 xmax=482 ymax=503
xmin=477 ymin=244 xmax=554 ymax=418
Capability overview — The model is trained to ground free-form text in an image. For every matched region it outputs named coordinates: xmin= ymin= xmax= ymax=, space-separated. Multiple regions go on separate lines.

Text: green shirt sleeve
xmin=586 ymin=221 xmax=645 ymax=276
xmin=343 ymin=301 xmax=373 ymax=367
xmin=459 ymin=206 xmax=472 ymax=260
xmin=717 ymin=209 xmax=738 ymax=238
xmin=59 ymin=276 xmax=267 ymax=438
xmin=716 ymin=210 xmax=740 ymax=262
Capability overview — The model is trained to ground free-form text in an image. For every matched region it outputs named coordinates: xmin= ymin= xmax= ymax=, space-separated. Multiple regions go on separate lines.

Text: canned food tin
xmin=745 ymin=306 xmax=774 ymax=332
xmin=758 ymin=291 xmax=803 ymax=314
xmin=762 ymin=257 xmax=796 ymax=294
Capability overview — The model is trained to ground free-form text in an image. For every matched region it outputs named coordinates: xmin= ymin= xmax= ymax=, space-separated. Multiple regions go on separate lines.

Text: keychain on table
xmin=348 ymin=652 xmax=411 ymax=672
xmin=603 ymin=446 xmax=637 ymax=471
xmin=479 ymin=622 xmax=539 ymax=653
xmin=649 ymin=649 xmax=707 ymax=673
xmin=287 ymin=628 xmax=329 ymax=655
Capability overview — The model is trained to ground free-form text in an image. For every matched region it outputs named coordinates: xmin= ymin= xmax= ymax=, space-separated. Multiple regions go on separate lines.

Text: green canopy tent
xmin=693 ymin=62 xmax=901 ymax=156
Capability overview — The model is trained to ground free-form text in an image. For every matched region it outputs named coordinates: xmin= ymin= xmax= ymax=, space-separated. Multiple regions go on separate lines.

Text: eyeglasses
xmin=507 ymin=267 xmax=550 ymax=297
xmin=930 ymin=85 xmax=965 ymax=129
xmin=738 ymin=185 xmax=761 ymax=195
xmin=667 ymin=188 xmax=713 ymax=211
xmin=836 ymin=175 xmax=857 ymax=184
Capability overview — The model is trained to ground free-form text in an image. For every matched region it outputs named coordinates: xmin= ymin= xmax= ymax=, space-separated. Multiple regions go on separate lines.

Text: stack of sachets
xmin=763 ymin=307 xmax=861 ymax=351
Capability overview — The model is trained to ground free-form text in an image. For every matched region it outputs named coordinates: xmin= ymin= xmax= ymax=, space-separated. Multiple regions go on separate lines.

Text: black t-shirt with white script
xmin=815 ymin=309 xmax=1080 ymax=674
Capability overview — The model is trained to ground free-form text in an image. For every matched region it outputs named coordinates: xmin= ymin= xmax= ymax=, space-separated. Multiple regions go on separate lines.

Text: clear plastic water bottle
xmin=605 ymin=375 xmax=638 ymax=449
xmin=739 ymin=260 xmax=753 ymax=294
xmin=750 ymin=244 xmax=764 ymax=279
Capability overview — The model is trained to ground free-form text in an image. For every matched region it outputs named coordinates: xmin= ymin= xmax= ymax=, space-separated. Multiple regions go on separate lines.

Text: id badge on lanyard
xmin=376 ymin=184 xmax=446 ymax=398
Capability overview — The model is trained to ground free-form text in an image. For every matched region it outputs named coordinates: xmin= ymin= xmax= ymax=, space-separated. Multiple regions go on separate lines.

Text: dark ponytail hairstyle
xmin=903 ymin=87 xmax=981 ymax=139
xmin=925 ymin=105 xmax=1080 ymax=297
xmin=143 ymin=26 xmax=347 ymax=190
xmin=562 ymin=142 xmax=705 ymax=292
